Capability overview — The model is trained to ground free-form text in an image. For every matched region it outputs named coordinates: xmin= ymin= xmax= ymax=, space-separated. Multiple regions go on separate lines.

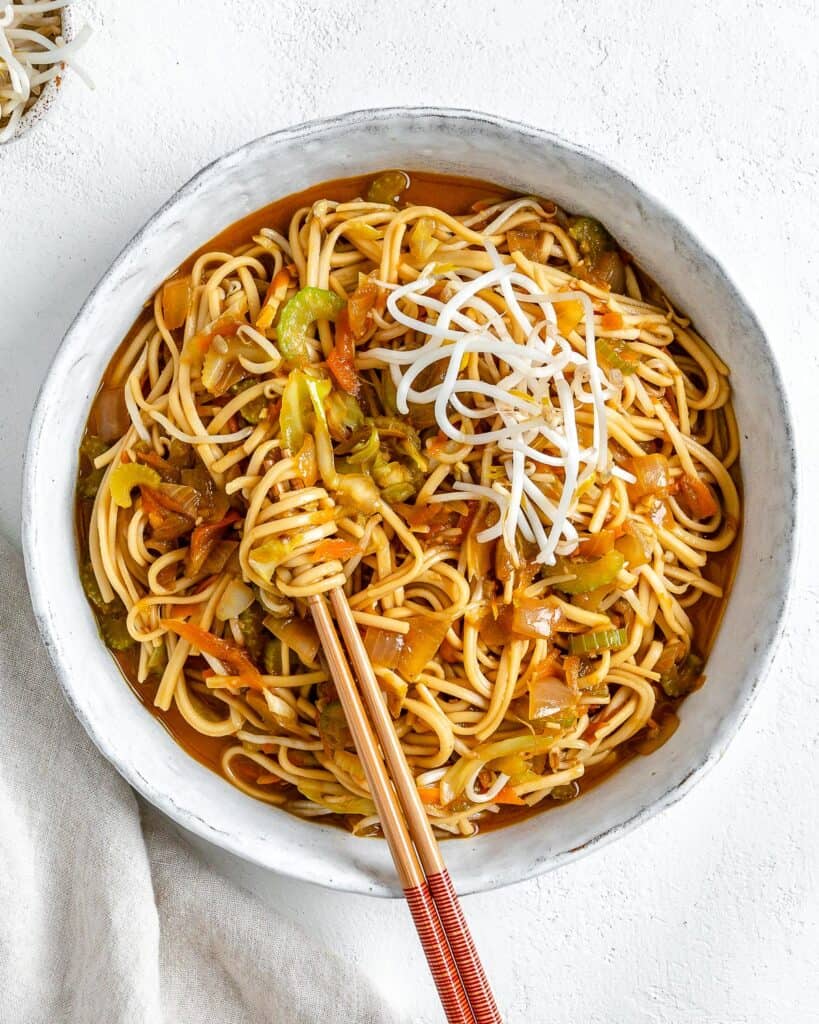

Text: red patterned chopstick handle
xmin=427 ymin=870 xmax=502 ymax=1024
xmin=404 ymin=883 xmax=476 ymax=1024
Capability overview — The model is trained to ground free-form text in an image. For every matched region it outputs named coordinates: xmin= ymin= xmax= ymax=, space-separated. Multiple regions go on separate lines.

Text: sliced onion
xmin=215 ymin=579 xmax=255 ymax=622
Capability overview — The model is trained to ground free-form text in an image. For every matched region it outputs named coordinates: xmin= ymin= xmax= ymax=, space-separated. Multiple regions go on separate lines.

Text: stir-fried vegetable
xmin=311 ymin=538 xmax=359 ymax=562
xmin=677 ymin=473 xmax=719 ymax=520
xmin=659 ymin=651 xmax=704 ymax=698
xmin=264 ymin=615 xmax=321 ymax=666
xmin=365 ymin=170 xmax=410 ymax=206
xmin=568 ymin=627 xmax=627 ymax=655
xmin=161 ymin=276 xmax=191 ymax=330
xmin=256 ymin=268 xmax=292 ymax=332
xmin=326 ymin=310 xmax=359 ymax=395
xmin=568 ymin=217 xmax=625 ymax=291
xmin=498 ymin=595 xmax=564 ymax=640
xmin=297 ymin=782 xmax=376 ymax=817
xmin=597 ymin=337 xmax=639 ymax=375
xmin=365 ymin=614 xmax=451 ymax=681
xmin=580 ymin=529 xmax=616 ymax=558
xmin=628 ymin=454 xmax=671 ymax=500
xmin=569 ymin=216 xmax=612 ymax=259
xmin=263 ymin=638 xmax=283 ymax=675
xmin=186 ymin=313 xmax=243 ymax=361
xmin=80 ymin=561 xmax=113 ymax=612
xmin=346 ymin=278 xmax=379 ymax=339
xmin=229 ymin=379 xmax=268 ymax=424
xmin=187 ymin=511 xmax=241 ymax=577
xmin=553 ymin=549 xmax=624 ymax=594
xmin=92 ymin=387 xmax=129 ymax=443
xmin=554 ymin=298 xmax=584 ymax=338
xmin=164 ymin=619 xmax=262 ymax=685
xmin=140 ymin=487 xmax=194 ymax=541
xmin=109 ymin=464 xmax=161 ymax=508
xmin=277 ymin=287 xmax=345 ymax=367
xmin=324 ymin=391 xmax=364 ymax=441
xmin=280 ymin=370 xmax=313 ymax=454
xmin=615 ymin=529 xmax=651 ymax=568
xmin=409 ymin=217 xmax=438 ymax=262
xmin=528 ymin=675 xmax=576 ymax=721
xmin=318 ymin=700 xmax=353 ymax=752
xmin=215 ymin=579 xmax=255 ymax=622
xmin=100 ymin=614 xmax=135 ymax=650
xmin=507 ymin=228 xmax=552 ymax=262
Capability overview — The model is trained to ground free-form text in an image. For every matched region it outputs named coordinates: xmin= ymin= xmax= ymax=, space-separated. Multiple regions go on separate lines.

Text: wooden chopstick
xmin=306 ymin=592 xmax=477 ymax=1024
xmin=329 ymin=589 xmax=503 ymax=1024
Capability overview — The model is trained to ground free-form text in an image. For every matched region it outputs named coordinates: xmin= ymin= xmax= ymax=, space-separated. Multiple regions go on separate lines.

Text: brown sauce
xmin=77 ymin=171 xmax=742 ymax=833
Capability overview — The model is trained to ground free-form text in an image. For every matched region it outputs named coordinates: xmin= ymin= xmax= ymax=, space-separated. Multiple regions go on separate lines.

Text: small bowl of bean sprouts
xmin=0 ymin=0 xmax=91 ymax=144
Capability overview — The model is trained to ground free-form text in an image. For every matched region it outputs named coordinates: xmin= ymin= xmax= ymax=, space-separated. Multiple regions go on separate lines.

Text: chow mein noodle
xmin=76 ymin=171 xmax=741 ymax=837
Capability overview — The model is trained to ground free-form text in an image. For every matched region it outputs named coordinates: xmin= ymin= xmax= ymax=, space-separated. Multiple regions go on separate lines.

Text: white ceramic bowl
xmin=0 ymin=5 xmax=76 ymax=145
xmin=23 ymin=108 xmax=797 ymax=897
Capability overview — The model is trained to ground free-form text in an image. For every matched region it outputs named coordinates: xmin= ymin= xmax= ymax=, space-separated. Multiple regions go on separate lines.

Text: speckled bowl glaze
xmin=23 ymin=108 xmax=797 ymax=897
xmin=1 ymin=5 xmax=76 ymax=145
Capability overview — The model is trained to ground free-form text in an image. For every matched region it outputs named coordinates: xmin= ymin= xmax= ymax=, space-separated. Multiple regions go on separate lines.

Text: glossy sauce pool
xmin=76 ymin=171 xmax=742 ymax=834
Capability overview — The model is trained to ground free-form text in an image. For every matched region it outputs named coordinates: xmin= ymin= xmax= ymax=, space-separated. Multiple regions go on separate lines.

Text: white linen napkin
xmin=0 ymin=532 xmax=398 ymax=1024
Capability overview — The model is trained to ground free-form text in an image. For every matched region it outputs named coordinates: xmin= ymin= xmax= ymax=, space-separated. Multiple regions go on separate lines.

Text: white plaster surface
xmin=2 ymin=1 xmax=818 ymax=1021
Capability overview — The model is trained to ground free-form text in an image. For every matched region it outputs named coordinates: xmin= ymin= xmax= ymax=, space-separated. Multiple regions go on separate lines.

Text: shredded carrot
xmin=166 ymin=600 xmax=206 ymax=620
xmin=494 ymin=786 xmax=526 ymax=806
xmin=601 ymin=311 xmax=624 ymax=330
xmin=256 ymin=773 xmax=281 ymax=785
xmin=163 ymin=619 xmax=263 ymax=688
xmin=418 ymin=786 xmax=441 ymax=805
xmin=311 ymin=538 xmax=359 ymax=562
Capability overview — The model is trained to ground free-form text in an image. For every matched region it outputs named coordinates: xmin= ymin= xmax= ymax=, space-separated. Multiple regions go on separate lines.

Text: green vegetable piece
xmin=554 ymin=549 xmax=624 ymax=594
xmin=80 ymin=561 xmax=112 ymax=612
xmin=365 ymin=170 xmax=410 ymax=206
xmin=229 ymin=380 xmax=268 ymax=424
xmin=263 ymin=638 xmax=283 ymax=675
xmin=280 ymin=370 xmax=312 ymax=454
xmin=100 ymin=615 xmax=135 ymax=651
xmin=597 ymin=338 xmax=638 ymax=375
xmin=318 ymin=700 xmax=353 ymax=752
xmin=238 ymin=605 xmax=265 ymax=664
xmin=348 ymin=426 xmax=380 ymax=466
xmin=80 ymin=434 xmax=108 ymax=461
xmin=660 ymin=652 xmax=704 ymax=698
xmin=550 ymin=782 xmax=580 ymax=802
xmin=297 ymin=782 xmax=376 ymax=817
xmin=146 ymin=642 xmax=168 ymax=677
xmin=568 ymin=216 xmax=613 ymax=259
xmin=569 ymin=627 xmax=628 ymax=655
xmin=277 ymin=287 xmax=345 ymax=367
xmin=78 ymin=467 xmax=105 ymax=499
xmin=325 ymin=391 xmax=364 ymax=442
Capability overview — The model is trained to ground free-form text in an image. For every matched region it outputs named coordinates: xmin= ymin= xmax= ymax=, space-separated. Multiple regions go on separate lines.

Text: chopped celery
xmin=554 ymin=549 xmax=624 ymax=594
xmin=660 ymin=653 xmax=704 ymax=698
xmin=597 ymin=337 xmax=638 ymax=375
xmin=277 ymin=287 xmax=345 ymax=367
xmin=263 ymin=638 xmax=283 ymax=675
xmin=569 ymin=627 xmax=628 ymax=654
xmin=568 ymin=216 xmax=612 ymax=259
xmin=365 ymin=170 xmax=410 ymax=206
xmin=80 ymin=561 xmax=112 ymax=612
xmin=108 ymin=464 xmax=161 ymax=508
xmin=100 ymin=615 xmax=135 ymax=651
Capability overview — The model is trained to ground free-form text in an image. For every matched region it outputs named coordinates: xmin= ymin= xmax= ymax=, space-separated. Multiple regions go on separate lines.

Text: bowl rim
xmin=22 ymin=106 xmax=799 ymax=896
xmin=0 ymin=5 xmax=76 ymax=145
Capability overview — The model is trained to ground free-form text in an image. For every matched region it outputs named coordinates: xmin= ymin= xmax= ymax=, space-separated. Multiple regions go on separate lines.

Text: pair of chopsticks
xmin=306 ymin=588 xmax=502 ymax=1024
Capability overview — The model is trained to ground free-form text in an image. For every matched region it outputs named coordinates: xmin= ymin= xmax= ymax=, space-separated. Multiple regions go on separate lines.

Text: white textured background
xmin=2 ymin=2 xmax=818 ymax=1021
